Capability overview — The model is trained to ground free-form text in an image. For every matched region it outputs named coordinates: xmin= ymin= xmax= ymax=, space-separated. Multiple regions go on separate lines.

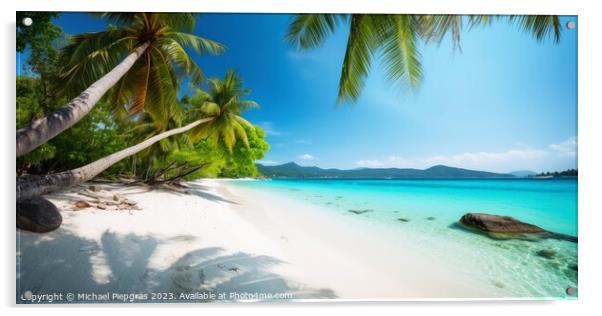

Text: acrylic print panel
xmin=16 ymin=12 xmax=577 ymax=303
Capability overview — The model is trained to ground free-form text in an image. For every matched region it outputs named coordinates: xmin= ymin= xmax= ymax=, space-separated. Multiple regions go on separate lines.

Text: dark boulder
xmin=460 ymin=213 xmax=544 ymax=234
xmin=17 ymin=196 xmax=62 ymax=233
xmin=459 ymin=213 xmax=577 ymax=243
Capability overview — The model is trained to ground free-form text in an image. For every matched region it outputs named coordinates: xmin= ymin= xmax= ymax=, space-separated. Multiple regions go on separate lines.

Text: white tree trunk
xmin=17 ymin=117 xmax=214 ymax=200
xmin=16 ymin=42 xmax=151 ymax=157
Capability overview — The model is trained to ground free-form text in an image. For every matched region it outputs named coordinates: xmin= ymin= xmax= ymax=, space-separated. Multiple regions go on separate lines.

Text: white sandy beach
xmin=17 ymin=179 xmax=491 ymax=302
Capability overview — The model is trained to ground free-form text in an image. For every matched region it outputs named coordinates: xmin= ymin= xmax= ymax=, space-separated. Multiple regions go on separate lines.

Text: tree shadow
xmin=184 ymin=183 xmax=239 ymax=205
xmin=17 ymin=229 xmax=335 ymax=304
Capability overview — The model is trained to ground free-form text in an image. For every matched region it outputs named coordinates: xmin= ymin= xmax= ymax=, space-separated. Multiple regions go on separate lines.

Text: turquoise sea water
xmin=232 ymin=178 xmax=578 ymax=299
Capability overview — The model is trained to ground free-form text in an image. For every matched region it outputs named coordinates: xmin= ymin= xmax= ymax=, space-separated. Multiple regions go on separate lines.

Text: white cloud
xmin=549 ymin=137 xmax=577 ymax=157
xmin=356 ymin=160 xmax=385 ymax=168
xmin=354 ymin=137 xmax=577 ymax=173
xmin=257 ymin=121 xmax=285 ymax=136
xmin=298 ymin=154 xmax=314 ymax=160
xmin=356 ymin=156 xmax=417 ymax=168
xmin=257 ymin=160 xmax=279 ymax=165
xmin=423 ymin=149 xmax=548 ymax=166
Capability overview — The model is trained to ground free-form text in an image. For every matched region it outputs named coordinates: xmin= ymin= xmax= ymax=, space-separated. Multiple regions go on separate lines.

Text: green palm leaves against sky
xmin=58 ymin=13 xmax=224 ymax=130
xmin=286 ymin=14 xmax=562 ymax=104
xmin=188 ymin=70 xmax=259 ymax=153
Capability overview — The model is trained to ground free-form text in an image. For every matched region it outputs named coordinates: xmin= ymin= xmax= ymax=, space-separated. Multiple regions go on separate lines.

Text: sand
xmin=16 ymin=179 xmax=489 ymax=303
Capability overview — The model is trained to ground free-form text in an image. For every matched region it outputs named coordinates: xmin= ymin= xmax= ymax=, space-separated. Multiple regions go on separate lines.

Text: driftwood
xmin=73 ymin=186 xmax=141 ymax=211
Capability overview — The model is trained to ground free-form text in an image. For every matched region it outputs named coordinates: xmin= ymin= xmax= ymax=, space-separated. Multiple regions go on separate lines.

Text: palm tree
xmin=17 ymin=70 xmax=259 ymax=200
xmin=16 ymin=12 xmax=223 ymax=157
xmin=187 ymin=70 xmax=259 ymax=153
xmin=286 ymin=14 xmax=562 ymax=104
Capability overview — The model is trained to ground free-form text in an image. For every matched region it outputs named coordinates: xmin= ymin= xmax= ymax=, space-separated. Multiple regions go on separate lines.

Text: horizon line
xmin=255 ymin=161 xmax=578 ymax=174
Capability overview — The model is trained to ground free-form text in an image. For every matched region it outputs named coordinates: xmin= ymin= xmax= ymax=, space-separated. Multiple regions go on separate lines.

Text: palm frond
xmin=157 ymin=38 xmax=205 ymax=84
xmin=233 ymin=121 xmax=250 ymax=148
xmin=167 ymin=31 xmax=225 ymax=55
xmin=90 ymin=12 xmax=140 ymax=26
xmin=381 ymin=15 xmax=422 ymax=89
xmin=129 ymin=54 xmax=151 ymax=114
xmin=508 ymin=15 xmax=562 ymax=43
xmin=158 ymin=13 xmax=196 ymax=33
xmin=58 ymin=29 xmax=135 ymax=95
xmin=286 ymin=14 xmax=345 ymax=49
xmin=186 ymin=70 xmax=259 ymax=152
xmin=417 ymin=15 xmax=463 ymax=51
xmin=200 ymin=102 xmax=221 ymax=116
xmin=188 ymin=119 xmax=214 ymax=142
xmin=238 ymin=100 xmax=260 ymax=111
xmin=337 ymin=15 xmax=379 ymax=103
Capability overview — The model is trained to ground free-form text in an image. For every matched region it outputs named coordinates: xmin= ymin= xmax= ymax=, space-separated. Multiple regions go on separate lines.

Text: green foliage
xmin=536 ymin=169 xmax=578 ymax=177
xmin=58 ymin=12 xmax=224 ymax=129
xmin=16 ymin=17 xmax=129 ymax=176
xmin=129 ymin=124 xmax=269 ymax=181
xmin=219 ymin=126 xmax=270 ymax=178
xmin=16 ymin=12 xmax=64 ymax=116
xmin=16 ymin=12 xmax=61 ymax=53
xmin=46 ymin=102 xmax=129 ymax=174
xmin=16 ymin=14 xmax=269 ymax=182
xmin=167 ymin=141 xmax=226 ymax=180
xmin=17 ymin=77 xmax=128 ymax=175
xmin=187 ymin=70 xmax=259 ymax=153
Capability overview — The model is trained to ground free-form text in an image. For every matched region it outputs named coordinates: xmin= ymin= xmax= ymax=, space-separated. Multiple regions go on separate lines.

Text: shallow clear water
xmin=232 ymin=178 xmax=578 ymax=299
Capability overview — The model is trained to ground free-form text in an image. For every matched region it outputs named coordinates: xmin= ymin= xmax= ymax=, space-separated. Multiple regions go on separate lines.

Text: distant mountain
xmin=509 ymin=170 xmax=538 ymax=178
xmin=256 ymin=162 xmax=515 ymax=179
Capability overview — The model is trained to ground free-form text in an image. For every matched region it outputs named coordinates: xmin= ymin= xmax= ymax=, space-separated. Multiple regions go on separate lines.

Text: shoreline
xmin=18 ymin=179 xmax=508 ymax=302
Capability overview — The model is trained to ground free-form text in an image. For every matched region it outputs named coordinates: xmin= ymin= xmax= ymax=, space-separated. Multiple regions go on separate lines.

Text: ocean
xmin=231 ymin=178 xmax=578 ymax=299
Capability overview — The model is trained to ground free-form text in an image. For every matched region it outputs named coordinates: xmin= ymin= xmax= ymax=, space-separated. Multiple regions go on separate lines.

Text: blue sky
xmin=21 ymin=13 xmax=578 ymax=173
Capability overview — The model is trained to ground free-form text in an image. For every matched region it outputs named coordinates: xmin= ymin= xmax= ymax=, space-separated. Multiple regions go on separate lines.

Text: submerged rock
xmin=348 ymin=209 xmax=373 ymax=215
xmin=17 ymin=196 xmax=62 ymax=233
xmin=460 ymin=213 xmax=544 ymax=233
xmin=536 ymin=249 xmax=557 ymax=259
xmin=566 ymin=287 xmax=577 ymax=296
xmin=458 ymin=213 xmax=578 ymax=243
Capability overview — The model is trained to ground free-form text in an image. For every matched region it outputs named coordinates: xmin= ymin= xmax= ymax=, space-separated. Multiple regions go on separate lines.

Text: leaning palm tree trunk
xmin=16 ymin=42 xmax=151 ymax=157
xmin=17 ymin=117 xmax=214 ymax=201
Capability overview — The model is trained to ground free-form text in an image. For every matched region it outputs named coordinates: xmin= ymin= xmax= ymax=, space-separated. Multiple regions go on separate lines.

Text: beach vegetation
xmin=16 ymin=12 xmax=223 ymax=157
xmin=16 ymin=14 xmax=266 ymax=200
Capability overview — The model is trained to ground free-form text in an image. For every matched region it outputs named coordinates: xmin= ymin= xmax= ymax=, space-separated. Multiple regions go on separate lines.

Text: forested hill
xmin=256 ymin=162 xmax=515 ymax=179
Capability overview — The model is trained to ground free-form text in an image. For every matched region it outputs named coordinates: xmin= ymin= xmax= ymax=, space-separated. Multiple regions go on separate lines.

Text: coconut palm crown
xmin=58 ymin=12 xmax=224 ymax=129
xmin=187 ymin=70 xmax=259 ymax=153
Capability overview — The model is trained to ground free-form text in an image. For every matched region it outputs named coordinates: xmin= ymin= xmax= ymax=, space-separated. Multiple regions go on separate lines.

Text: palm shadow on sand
xmin=17 ymin=229 xmax=335 ymax=303
xmin=164 ymin=182 xmax=239 ymax=205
